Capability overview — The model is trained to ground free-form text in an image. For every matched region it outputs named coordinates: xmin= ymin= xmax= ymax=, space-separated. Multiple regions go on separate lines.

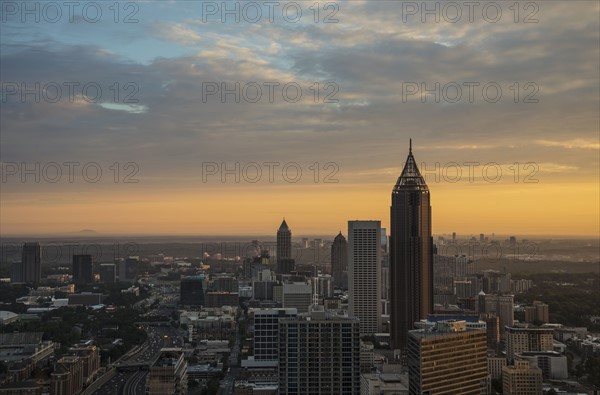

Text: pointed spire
xmin=393 ymin=139 xmax=428 ymax=191
xmin=278 ymin=218 xmax=289 ymax=231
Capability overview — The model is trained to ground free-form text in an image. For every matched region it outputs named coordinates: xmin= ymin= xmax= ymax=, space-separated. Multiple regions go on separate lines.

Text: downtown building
xmin=72 ymin=254 xmax=93 ymax=284
xmin=146 ymin=348 xmax=188 ymax=395
xmin=12 ymin=242 xmax=41 ymax=284
xmin=278 ymin=307 xmax=361 ymax=394
xmin=180 ymin=275 xmax=207 ymax=307
xmin=505 ymin=326 xmax=554 ymax=362
xmin=348 ymin=220 xmax=382 ymax=335
xmin=331 ymin=232 xmax=348 ymax=289
xmin=254 ymin=308 xmax=297 ymax=361
xmin=502 ymin=359 xmax=543 ymax=395
xmin=390 ymin=141 xmax=433 ymax=349
xmin=50 ymin=356 xmax=83 ymax=395
xmin=118 ymin=256 xmax=139 ymax=283
xmin=407 ymin=320 xmax=488 ymax=395
xmin=98 ymin=263 xmax=116 ymax=284
xmin=277 ymin=219 xmax=295 ymax=275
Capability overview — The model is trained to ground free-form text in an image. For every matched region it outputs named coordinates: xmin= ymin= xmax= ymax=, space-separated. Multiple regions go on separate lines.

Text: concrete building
xmin=487 ymin=357 xmax=507 ymax=380
xmin=312 ymin=275 xmax=333 ymax=299
xmin=479 ymin=293 xmax=514 ymax=335
xmin=502 ymin=360 xmax=542 ymax=395
xmin=505 ymin=326 xmax=554 ymax=362
xmin=281 ymin=282 xmax=312 ymax=313
xmin=68 ymin=344 xmax=100 ymax=385
xmin=146 ymin=348 xmax=188 ymax=395
xmin=67 ymin=293 xmax=102 ymax=306
xmin=360 ymin=373 xmax=408 ymax=394
xmin=348 ymin=220 xmax=382 ymax=336
xmin=407 ymin=320 xmax=487 ymax=395
xmin=204 ymin=291 xmax=239 ymax=308
xmin=211 ymin=276 xmax=238 ymax=293
xmin=50 ymin=356 xmax=83 ymax=395
xmin=482 ymin=313 xmax=500 ymax=351
xmin=524 ymin=301 xmax=550 ymax=324
xmin=515 ymin=351 xmax=567 ymax=379
xmin=253 ymin=308 xmax=297 ymax=362
xmin=278 ymin=308 xmax=361 ymax=394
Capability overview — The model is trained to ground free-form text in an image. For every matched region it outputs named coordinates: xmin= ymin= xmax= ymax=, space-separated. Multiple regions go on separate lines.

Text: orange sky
xmin=1 ymin=179 xmax=598 ymax=237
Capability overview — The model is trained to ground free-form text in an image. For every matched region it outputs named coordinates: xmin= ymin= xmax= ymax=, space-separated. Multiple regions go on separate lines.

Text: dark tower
xmin=20 ymin=242 xmax=41 ymax=283
xmin=390 ymin=140 xmax=433 ymax=349
xmin=277 ymin=218 xmax=294 ymax=274
xmin=331 ymin=232 xmax=348 ymax=289
xmin=73 ymin=254 xmax=94 ymax=284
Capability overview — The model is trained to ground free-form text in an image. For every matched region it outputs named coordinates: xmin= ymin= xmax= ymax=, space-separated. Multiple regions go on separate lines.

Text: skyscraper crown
xmin=393 ymin=139 xmax=428 ymax=192
xmin=278 ymin=218 xmax=290 ymax=231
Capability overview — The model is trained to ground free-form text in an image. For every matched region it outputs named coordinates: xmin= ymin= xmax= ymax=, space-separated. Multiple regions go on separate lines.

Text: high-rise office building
xmin=146 ymin=348 xmax=188 ymax=395
xmin=277 ymin=219 xmax=294 ymax=274
xmin=505 ymin=326 xmax=554 ymax=362
xmin=278 ymin=309 xmax=361 ymax=394
xmin=331 ymin=232 xmax=348 ymax=289
xmin=119 ymin=256 xmax=138 ymax=282
xmin=407 ymin=320 xmax=487 ymax=395
xmin=281 ymin=282 xmax=312 ymax=313
xmin=313 ymin=275 xmax=333 ymax=299
xmin=14 ymin=242 xmax=41 ymax=283
xmin=348 ymin=220 xmax=382 ymax=335
xmin=524 ymin=301 xmax=549 ymax=324
xmin=479 ymin=293 xmax=515 ymax=335
xmin=72 ymin=255 xmax=93 ymax=284
xmin=98 ymin=263 xmax=116 ymax=284
xmin=254 ymin=308 xmax=297 ymax=361
xmin=390 ymin=141 xmax=433 ymax=349
xmin=180 ymin=275 xmax=206 ymax=307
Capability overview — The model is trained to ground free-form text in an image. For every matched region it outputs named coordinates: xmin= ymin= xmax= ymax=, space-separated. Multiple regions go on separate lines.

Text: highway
xmin=88 ymin=325 xmax=183 ymax=395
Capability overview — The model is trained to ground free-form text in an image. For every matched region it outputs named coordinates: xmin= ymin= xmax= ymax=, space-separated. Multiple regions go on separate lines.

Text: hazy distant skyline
xmin=1 ymin=1 xmax=598 ymax=236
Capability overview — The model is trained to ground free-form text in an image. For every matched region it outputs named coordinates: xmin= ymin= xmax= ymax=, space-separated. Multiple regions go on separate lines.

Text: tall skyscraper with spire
xmin=277 ymin=218 xmax=294 ymax=274
xmin=331 ymin=231 xmax=348 ymax=289
xmin=390 ymin=140 xmax=433 ymax=349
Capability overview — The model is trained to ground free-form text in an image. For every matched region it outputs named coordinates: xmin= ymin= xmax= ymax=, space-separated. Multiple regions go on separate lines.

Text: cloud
xmin=536 ymin=139 xmax=600 ymax=149
xmin=153 ymin=22 xmax=202 ymax=46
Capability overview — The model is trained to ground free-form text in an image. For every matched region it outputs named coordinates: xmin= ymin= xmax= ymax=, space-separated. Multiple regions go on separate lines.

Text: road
xmin=89 ymin=325 xmax=182 ymax=395
xmin=217 ymin=323 xmax=241 ymax=395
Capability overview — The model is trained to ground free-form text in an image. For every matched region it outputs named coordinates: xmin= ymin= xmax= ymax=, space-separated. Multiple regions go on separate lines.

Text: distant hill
xmin=71 ymin=229 xmax=99 ymax=235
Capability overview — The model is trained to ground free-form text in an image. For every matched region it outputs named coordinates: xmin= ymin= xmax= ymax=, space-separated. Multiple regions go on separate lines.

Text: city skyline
xmin=1 ymin=2 xmax=599 ymax=237
xmin=1 ymin=2 xmax=598 ymax=394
